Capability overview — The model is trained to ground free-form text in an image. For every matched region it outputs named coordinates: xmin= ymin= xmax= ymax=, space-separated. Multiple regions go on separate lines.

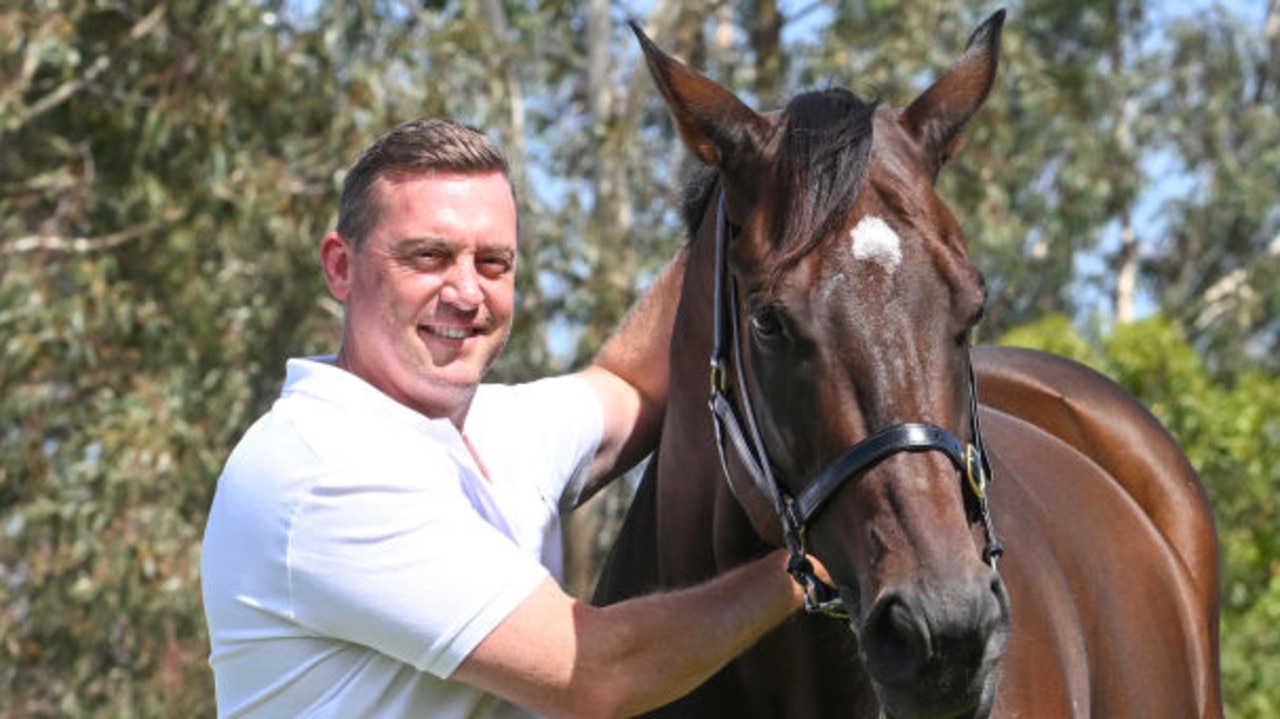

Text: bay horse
xmin=593 ymin=11 xmax=1222 ymax=718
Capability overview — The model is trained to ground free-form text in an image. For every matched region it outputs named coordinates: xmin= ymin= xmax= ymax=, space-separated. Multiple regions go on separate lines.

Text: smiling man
xmin=200 ymin=118 xmax=811 ymax=719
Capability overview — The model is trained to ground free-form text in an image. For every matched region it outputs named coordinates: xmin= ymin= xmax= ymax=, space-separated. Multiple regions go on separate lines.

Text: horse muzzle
xmin=859 ymin=566 xmax=1010 ymax=719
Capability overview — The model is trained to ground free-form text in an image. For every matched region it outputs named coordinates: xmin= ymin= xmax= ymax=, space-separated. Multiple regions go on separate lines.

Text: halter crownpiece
xmin=705 ymin=193 xmax=1003 ymax=620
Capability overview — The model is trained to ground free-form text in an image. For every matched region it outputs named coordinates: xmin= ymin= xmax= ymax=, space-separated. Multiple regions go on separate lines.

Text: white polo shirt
xmin=201 ymin=357 xmax=603 ymax=718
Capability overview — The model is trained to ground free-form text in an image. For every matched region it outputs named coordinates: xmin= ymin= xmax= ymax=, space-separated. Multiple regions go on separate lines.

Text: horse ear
xmin=630 ymin=22 xmax=771 ymax=185
xmin=901 ymin=9 xmax=1005 ymax=180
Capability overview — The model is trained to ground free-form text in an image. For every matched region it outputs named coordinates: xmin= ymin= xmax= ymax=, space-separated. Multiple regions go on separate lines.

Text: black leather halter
xmin=705 ymin=193 xmax=1003 ymax=619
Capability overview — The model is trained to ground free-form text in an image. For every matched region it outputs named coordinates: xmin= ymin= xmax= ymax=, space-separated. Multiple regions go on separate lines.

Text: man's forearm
xmin=452 ymin=550 xmax=803 ymax=719
xmin=576 ymin=549 xmax=803 ymax=717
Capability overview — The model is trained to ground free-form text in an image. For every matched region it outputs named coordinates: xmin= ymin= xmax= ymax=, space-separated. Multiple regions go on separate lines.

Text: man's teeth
xmin=431 ymin=326 xmax=471 ymax=340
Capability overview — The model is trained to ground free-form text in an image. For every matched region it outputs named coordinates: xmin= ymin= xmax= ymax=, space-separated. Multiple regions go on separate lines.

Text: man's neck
xmin=332 ymin=347 xmax=477 ymax=429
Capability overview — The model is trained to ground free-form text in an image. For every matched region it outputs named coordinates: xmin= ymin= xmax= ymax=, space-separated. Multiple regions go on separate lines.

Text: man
xmin=201 ymin=118 xmax=808 ymax=718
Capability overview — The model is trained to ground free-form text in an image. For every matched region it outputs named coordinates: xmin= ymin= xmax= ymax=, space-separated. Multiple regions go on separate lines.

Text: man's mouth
xmin=422 ymin=323 xmax=477 ymax=340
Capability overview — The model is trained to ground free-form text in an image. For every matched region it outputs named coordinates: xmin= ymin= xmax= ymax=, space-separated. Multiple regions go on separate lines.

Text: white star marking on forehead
xmin=850 ymin=215 xmax=903 ymax=272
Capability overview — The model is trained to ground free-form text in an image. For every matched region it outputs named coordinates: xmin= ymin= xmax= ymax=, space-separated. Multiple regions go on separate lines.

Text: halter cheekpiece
xmin=705 ymin=193 xmax=1003 ymax=621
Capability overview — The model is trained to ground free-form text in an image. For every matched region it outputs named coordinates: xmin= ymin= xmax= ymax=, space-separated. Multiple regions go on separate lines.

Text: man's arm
xmin=451 ymin=548 xmax=802 ymax=719
xmin=574 ymin=248 xmax=687 ymax=500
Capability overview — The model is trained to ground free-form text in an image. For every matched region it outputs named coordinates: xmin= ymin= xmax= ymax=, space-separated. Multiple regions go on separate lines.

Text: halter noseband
xmin=706 ymin=193 xmax=1003 ymax=620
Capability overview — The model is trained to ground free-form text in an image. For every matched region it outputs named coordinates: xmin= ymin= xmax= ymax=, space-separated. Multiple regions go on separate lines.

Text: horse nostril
xmin=862 ymin=593 xmax=929 ymax=686
xmin=982 ymin=570 xmax=1010 ymax=629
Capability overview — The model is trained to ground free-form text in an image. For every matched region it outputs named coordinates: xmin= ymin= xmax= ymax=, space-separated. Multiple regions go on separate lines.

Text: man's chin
xmin=418 ymin=375 xmax=480 ymax=406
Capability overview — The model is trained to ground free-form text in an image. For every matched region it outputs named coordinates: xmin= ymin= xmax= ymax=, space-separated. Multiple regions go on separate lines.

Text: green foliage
xmin=0 ymin=0 xmax=366 ymax=714
xmin=996 ymin=313 xmax=1102 ymax=366
xmin=1000 ymin=315 xmax=1280 ymax=717
xmin=1146 ymin=7 xmax=1280 ymax=372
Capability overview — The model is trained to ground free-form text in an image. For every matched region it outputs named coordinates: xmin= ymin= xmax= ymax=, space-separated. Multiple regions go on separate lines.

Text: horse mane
xmin=679 ymin=162 xmax=719 ymax=240
xmin=678 ymin=87 xmax=879 ymax=279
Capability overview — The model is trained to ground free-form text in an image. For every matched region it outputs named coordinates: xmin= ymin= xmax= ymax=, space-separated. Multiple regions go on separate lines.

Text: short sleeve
xmin=468 ymin=375 xmax=604 ymax=509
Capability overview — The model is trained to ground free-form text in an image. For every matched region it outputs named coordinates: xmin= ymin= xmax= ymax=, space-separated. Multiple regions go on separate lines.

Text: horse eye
xmin=750 ymin=303 xmax=787 ymax=343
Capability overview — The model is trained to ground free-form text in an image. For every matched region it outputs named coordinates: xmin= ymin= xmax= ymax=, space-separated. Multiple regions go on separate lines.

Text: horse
xmin=593 ymin=11 xmax=1223 ymax=718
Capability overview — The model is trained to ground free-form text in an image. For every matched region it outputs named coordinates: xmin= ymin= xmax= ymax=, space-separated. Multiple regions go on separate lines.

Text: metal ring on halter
xmin=965 ymin=444 xmax=988 ymax=500
xmin=787 ymin=554 xmax=849 ymax=619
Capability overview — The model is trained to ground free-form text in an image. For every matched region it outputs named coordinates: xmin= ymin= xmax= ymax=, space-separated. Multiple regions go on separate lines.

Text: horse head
xmin=633 ymin=12 xmax=1011 ymax=717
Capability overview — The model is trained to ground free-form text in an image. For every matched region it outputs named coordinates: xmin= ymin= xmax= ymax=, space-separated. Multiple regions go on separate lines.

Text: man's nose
xmin=439 ymin=260 xmax=484 ymax=309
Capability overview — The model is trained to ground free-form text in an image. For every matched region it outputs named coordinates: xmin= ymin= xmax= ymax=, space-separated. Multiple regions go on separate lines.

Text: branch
xmin=1193 ymin=231 xmax=1280 ymax=331
xmin=6 ymin=6 xmax=165 ymax=133
xmin=5 ymin=209 xmax=183 ymax=256
xmin=8 ymin=231 xmax=138 ymax=256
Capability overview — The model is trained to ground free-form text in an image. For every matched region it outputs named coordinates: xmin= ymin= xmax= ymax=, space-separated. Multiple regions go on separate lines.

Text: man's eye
xmin=405 ymin=248 xmax=445 ymax=266
xmin=478 ymin=256 xmax=513 ymax=277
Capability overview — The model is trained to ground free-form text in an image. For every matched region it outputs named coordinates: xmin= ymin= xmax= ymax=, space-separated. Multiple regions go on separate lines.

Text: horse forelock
xmin=768 ymin=88 xmax=879 ymax=280
xmin=677 ymin=88 xmax=878 ymax=283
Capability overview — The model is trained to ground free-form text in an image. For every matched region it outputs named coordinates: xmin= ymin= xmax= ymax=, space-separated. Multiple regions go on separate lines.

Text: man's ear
xmin=320 ymin=232 xmax=353 ymax=300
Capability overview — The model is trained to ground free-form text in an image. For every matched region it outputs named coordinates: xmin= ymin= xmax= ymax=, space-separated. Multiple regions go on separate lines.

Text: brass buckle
xmin=964 ymin=444 xmax=988 ymax=500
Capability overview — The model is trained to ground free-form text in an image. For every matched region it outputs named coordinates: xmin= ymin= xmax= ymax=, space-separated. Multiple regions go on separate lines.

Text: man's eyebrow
xmin=392 ymin=237 xmax=514 ymax=258
xmin=477 ymin=244 xmax=516 ymax=258
xmin=396 ymin=235 xmax=451 ymax=249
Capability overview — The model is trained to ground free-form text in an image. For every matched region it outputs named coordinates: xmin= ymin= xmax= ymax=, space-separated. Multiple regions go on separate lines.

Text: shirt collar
xmin=281 ymin=356 xmax=457 ymax=438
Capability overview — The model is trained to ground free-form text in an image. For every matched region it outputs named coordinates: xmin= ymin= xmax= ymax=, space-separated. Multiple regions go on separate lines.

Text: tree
xmin=0 ymin=2 xmax=359 ymax=713
xmin=1144 ymin=1 xmax=1280 ymax=373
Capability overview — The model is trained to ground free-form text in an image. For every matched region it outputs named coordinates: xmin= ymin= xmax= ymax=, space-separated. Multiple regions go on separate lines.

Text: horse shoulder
xmin=971 ymin=345 xmax=1219 ymax=607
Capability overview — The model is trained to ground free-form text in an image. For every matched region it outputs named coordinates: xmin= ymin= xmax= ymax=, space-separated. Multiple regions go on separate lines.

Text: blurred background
xmin=2 ymin=0 xmax=1277 ymax=715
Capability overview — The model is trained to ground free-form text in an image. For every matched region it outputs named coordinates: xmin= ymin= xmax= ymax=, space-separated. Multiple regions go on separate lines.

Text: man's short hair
xmin=336 ymin=118 xmax=512 ymax=249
